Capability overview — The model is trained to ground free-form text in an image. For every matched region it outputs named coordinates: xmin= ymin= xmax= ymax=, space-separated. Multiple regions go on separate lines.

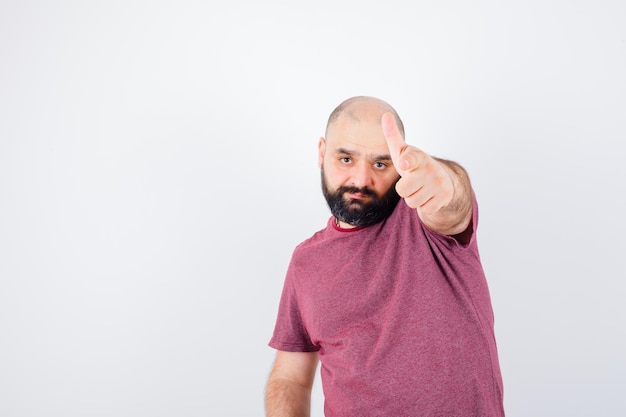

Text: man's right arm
xmin=265 ymin=350 xmax=319 ymax=417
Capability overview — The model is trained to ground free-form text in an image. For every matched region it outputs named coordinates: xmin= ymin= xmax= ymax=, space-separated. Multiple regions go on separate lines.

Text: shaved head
xmin=318 ymin=96 xmax=404 ymax=227
xmin=325 ymin=96 xmax=405 ymax=139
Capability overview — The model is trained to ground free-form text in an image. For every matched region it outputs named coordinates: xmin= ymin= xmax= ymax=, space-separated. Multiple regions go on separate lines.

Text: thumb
xmin=381 ymin=112 xmax=408 ymax=173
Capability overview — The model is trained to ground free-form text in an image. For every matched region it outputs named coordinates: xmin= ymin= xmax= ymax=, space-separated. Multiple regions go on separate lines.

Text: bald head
xmin=325 ymin=96 xmax=405 ymax=139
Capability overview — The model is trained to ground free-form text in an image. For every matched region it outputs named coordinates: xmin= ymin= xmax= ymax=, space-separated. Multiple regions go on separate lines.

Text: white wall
xmin=1 ymin=1 xmax=624 ymax=416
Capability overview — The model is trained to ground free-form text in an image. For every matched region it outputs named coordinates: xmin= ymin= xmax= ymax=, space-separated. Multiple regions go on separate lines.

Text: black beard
xmin=321 ymin=170 xmax=401 ymax=227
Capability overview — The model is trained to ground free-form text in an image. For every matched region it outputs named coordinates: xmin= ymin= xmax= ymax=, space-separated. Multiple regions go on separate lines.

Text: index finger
xmin=381 ymin=112 xmax=408 ymax=172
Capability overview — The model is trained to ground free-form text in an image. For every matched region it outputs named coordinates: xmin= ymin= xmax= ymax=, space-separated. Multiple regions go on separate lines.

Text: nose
xmin=349 ymin=162 xmax=374 ymax=189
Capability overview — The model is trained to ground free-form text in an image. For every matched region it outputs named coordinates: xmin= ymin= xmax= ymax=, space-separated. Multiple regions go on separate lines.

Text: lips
xmin=343 ymin=193 xmax=372 ymax=207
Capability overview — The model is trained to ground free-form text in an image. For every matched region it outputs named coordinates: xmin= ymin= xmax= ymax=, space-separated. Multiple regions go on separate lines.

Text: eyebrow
xmin=335 ymin=147 xmax=392 ymax=161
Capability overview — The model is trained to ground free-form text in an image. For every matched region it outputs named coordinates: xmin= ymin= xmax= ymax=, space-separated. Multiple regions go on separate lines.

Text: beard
xmin=321 ymin=169 xmax=401 ymax=228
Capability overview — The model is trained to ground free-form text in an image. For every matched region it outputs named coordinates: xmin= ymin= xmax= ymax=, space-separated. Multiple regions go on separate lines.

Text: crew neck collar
xmin=331 ymin=217 xmax=363 ymax=232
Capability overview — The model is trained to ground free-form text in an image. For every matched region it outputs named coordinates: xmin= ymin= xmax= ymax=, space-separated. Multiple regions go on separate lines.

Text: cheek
xmin=374 ymin=174 xmax=400 ymax=196
xmin=324 ymin=165 xmax=349 ymax=187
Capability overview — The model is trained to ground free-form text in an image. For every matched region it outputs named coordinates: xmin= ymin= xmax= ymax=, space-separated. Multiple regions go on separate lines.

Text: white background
xmin=1 ymin=1 xmax=625 ymax=416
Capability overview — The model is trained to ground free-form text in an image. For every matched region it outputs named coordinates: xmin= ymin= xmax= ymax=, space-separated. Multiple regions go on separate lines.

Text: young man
xmin=266 ymin=96 xmax=505 ymax=416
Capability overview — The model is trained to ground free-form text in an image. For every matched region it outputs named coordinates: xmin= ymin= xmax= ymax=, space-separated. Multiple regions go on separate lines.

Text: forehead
xmin=326 ymin=112 xmax=390 ymax=155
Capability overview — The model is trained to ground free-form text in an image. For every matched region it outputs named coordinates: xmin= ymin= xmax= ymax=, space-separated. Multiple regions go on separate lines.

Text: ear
xmin=317 ymin=137 xmax=326 ymax=169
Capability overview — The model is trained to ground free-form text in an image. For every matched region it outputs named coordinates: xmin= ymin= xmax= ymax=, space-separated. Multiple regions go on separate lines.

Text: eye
xmin=373 ymin=161 xmax=387 ymax=169
xmin=340 ymin=157 xmax=352 ymax=164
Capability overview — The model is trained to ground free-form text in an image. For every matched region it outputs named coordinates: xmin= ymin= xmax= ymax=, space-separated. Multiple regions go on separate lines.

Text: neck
xmin=335 ymin=217 xmax=357 ymax=229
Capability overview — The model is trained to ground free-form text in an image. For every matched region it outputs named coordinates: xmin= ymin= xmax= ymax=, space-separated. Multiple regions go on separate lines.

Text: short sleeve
xmin=268 ymin=260 xmax=320 ymax=352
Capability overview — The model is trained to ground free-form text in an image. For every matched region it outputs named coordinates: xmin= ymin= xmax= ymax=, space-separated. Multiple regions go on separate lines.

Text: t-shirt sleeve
xmin=268 ymin=260 xmax=320 ymax=352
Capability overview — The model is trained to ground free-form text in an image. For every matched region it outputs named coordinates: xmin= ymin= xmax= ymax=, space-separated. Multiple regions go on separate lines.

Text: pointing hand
xmin=381 ymin=112 xmax=455 ymax=217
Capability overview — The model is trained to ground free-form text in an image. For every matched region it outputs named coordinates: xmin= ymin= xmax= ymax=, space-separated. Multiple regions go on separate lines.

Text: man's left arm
xmin=426 ymin=157 xmax=473 ymax=236
xmin=382 ymin=112 xmax=473 ymax=238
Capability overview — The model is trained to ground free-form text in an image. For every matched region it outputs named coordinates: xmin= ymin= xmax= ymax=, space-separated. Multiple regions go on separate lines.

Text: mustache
xmin=337 ymin=186 xmax=377 ymax=198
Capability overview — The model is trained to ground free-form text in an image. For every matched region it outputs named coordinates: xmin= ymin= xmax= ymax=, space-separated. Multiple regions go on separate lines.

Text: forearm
xmin=265 ymin=378 xmax=312 ymax=417
xmin=421 ymin=158 xmax=473 ymax=236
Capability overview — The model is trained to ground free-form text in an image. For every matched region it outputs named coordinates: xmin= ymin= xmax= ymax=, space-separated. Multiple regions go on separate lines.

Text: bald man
xmin=266 ymin=96 xmax=505 ymax=416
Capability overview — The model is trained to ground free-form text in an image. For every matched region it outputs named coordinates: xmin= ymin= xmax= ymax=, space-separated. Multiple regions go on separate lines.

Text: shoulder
xmin=291 ymin=218 xmax=334 ymax=257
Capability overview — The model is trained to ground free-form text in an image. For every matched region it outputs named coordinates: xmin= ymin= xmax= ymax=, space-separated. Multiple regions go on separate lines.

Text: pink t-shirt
xmin=269 ymin=197 xmax=505 ymax=416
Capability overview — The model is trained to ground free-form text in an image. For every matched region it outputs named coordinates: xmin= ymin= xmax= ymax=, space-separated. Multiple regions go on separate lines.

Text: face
xmin=319 ymin=111 xmax=401 ymax=228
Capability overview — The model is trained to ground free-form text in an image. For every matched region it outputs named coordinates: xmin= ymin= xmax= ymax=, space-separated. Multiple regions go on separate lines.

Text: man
xmin=266 ymin=96 xmax=505 ymax=416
